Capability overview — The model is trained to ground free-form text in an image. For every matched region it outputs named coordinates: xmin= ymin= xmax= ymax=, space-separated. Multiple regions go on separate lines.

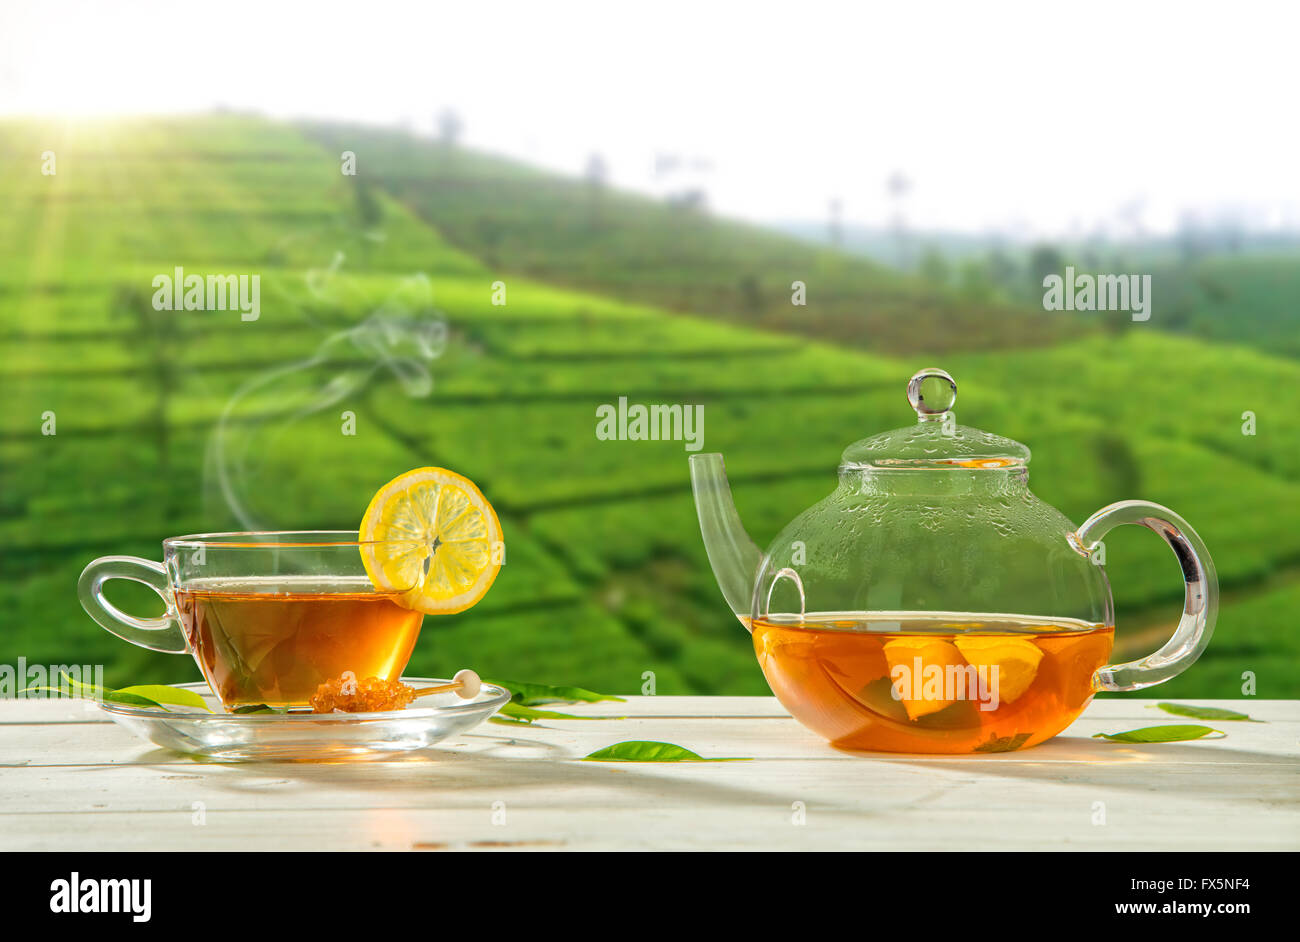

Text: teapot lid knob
xmin=907 ymin=368 xmax=957 ymax=420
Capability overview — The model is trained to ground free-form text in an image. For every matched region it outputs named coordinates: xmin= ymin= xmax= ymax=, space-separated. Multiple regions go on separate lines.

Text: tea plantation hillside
xmin=300 ymin=122 xmax=1087 ymax=356
xmin=1144 ymin=252 xmax=1300 ymax=358
xmin=1 ymin=114 xmax=1297 ymax=699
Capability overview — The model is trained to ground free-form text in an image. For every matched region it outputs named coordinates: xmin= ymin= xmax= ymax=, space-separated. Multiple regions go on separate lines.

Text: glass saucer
xmin=98 ymin=677 xmax=511 ymax=761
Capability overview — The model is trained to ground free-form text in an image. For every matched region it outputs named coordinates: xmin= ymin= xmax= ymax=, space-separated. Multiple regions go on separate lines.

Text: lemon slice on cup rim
xmin=359 ymin=467 xmax=504 ymax=614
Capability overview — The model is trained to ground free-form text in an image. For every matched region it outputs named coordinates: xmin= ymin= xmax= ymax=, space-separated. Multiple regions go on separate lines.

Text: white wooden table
xmin=2 ymin=697 xmax=1296 ymax=851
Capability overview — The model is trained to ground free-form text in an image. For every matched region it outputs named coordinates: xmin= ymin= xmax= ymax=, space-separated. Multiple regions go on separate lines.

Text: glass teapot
xmin=689 ymin=368 xmax=1217 ymax=754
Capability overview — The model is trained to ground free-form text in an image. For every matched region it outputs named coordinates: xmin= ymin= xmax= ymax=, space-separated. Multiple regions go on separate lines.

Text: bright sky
xmin=2 ymin=0 xmax=1297 ymax=237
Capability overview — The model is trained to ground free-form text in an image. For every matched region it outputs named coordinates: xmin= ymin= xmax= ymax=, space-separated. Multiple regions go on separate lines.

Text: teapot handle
xmin=1072 ymin=500 xmax=1218 ymax=692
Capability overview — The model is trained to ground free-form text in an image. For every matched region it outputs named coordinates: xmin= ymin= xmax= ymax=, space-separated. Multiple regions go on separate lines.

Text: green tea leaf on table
xmin=497 ymin=701 xmax=621 ymax=723
xmin=486 ymin=678 xmax=625 ymax=706
xmin=29 ymin=672 xmax=114 ymax=702
xmin=117 ymin=685 xmax=213 ymax=713
xmin=18 ymin=684 xmax=160 ymax=706
xmin=101 ymin=691 xmax=170 ymax=709
xmin=489 ymin=714 xmax=534 ymax=726
xmin=23 ymin=672 xmax=218 ymax=712
xmin=21 ymin=673 xmax=168 ymax=710
xmin=583 ymin=741 xmax=749 ymax=762
xmin=1092 ymin=725 xmax=1225 ymax=743
xmin=1152 ymin=702 xmax=1261 ymax=722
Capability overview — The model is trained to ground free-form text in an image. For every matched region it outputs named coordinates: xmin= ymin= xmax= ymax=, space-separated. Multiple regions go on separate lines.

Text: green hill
xmin=1 ymin=114 xmax=1297 ymax=699
xmin=1151 ymin=252 xmax=1300 ymax=358
xmin=300 ymin=121 xmax=1087 ymax=355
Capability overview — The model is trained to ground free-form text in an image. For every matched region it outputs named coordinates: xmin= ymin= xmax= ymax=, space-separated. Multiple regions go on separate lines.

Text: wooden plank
xmin=0 ymin=787 xmax=1293 ymax=852
xmin=0 ymin=697 xmax=1295 ymax=851
xmin=2 ymin=701 xmax=1297 ymax=769
xmin=0 ymin=699 xmax=112 ymax=725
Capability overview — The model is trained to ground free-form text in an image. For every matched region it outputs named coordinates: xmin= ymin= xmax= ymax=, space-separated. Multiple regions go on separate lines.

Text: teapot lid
xmin=840 ymin=368 xmax=1031 ymax=470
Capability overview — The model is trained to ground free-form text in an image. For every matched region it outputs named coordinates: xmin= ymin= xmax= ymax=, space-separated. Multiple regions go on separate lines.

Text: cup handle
xmin=77 ymin=556 xmax=189 ymax=654
xmin=1071 ymin=500 xmax=1218 ymax=692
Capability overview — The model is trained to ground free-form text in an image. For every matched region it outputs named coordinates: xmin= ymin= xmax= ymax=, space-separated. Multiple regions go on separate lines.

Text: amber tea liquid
xmin=175 ymin=577 xmax=424 ymax=709
xmin=751 ymin=612 xmax=1113 ymax=754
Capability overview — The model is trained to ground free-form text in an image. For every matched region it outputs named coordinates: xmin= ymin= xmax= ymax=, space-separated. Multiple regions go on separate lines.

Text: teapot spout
xmin=689 ymin=454 xmax=762 ymax=629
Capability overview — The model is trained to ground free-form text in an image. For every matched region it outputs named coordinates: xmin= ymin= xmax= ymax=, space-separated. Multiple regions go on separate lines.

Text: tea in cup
xmin=78 ymin=532 xmax=428 ymax=710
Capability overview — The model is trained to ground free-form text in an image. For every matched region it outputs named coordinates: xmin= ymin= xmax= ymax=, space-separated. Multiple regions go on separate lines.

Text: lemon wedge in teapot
xmin=953 ymin=636 xmax=1044 ymax=704
xmin=882 ymin=638 xmax=967 ymax=721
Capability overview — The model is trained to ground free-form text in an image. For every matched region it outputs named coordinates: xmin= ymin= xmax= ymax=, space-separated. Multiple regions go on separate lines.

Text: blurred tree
xmin=1196 ymin=271 xmax=1230 ymax=303
xmin=828 ymin=197 xmax=844 ymax=247
xmin=1117 ymin=197 xmax=1146 ymax=241
xmin=585 ymin=152 xmax=608 ymax=186
xmin=986 ymin=247 xmax=1019 ymax=295
xmin=957 ymin=258 xmax=995 ymax=302
xmin=1177 ymin=211 xmax=1205 ymax=265
xmin=585 ymin=153 xmax=608 ymax=229
xmin=1222 ymin=211 xmax=1245 ymax=253
xmin=437 ymin=109 xmax=463 ymax=146
xmin=667 ymin=188 xmax=707 ymax=212
xmin=1095 ymin=431 xmax=1142 ymax=497
xmin=1028 ymin=243 xmax=1065 ymax=295
xmin=654 ymin=150 xmax=712 ymax=214
xmin=652 ymin=152 xmax=680 ymax=179
xmin=918 ymin=247 xmax=951 ymax=287
xmin=886 ymin=170 xmax=911 ymax=267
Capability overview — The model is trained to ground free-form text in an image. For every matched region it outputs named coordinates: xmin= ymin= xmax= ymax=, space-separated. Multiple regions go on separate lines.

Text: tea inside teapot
xmin=750 ymin=611 xmax=1112 ymax=754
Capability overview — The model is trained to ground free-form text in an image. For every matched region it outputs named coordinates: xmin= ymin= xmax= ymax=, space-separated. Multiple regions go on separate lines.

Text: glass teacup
xmin=78 ymin=532 xmax=427 ymax=711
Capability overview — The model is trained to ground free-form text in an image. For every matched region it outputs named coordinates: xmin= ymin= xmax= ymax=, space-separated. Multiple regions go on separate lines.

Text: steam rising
xmin=204 ymin=261 xmax=447 ymax=530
